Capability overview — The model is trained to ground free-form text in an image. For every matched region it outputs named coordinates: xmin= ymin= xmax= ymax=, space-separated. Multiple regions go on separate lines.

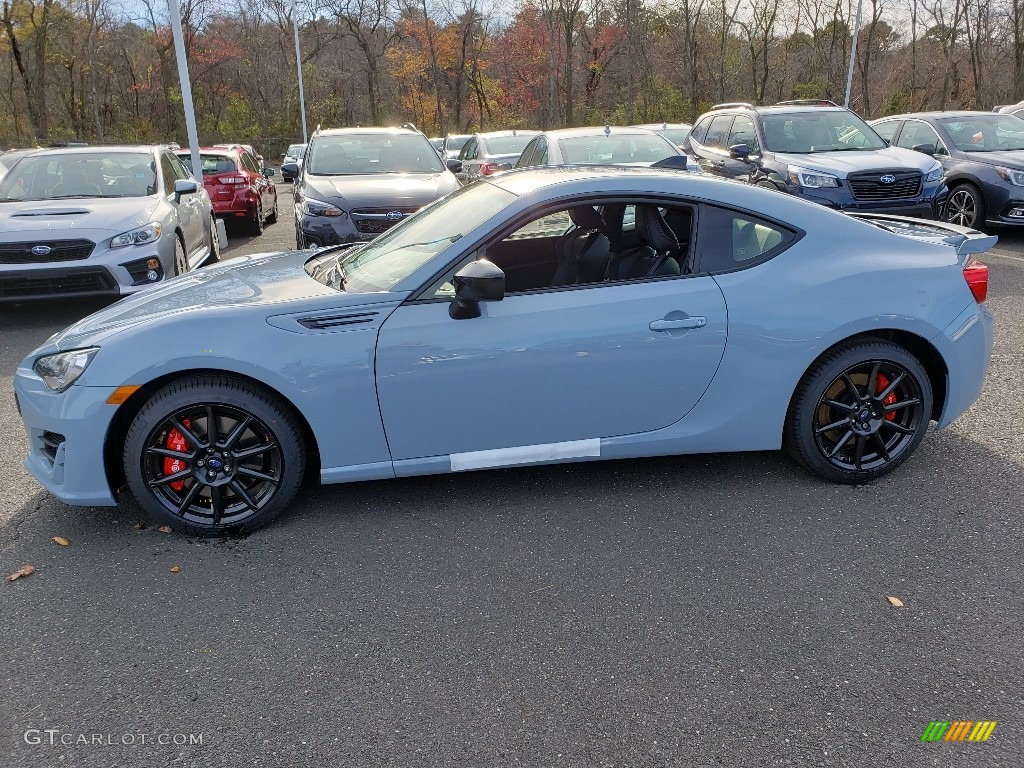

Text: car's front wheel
xmin=123 ymin=376 xmax=305 ymax=534
xmin=172 ymin=235 xmax=188 ymax=276
xmin=784 ymin=340 xmax=932 ymax=483
xmin=945 ymin=183 xmax=985 ymax=229
xmin=251 ymin=202 xmax=265 ymax=236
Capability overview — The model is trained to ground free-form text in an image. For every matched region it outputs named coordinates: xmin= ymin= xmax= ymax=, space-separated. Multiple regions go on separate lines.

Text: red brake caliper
xmin=164 ymin=418 xmax=191 ymax=491
xmin=876 ymin=374 xmax=897 ymax=421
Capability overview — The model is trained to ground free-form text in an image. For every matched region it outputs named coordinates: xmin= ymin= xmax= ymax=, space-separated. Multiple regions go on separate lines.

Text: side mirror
xmin=446 ymin=158 xmax=463 ymax=174
xmin=728 ymin=143 xmax=751 ymax=161
xmin=281 ymin=161 xmax=299 ymax=177
xmin=650 ymin=154 xmax=689 ymax=171
xmin=173 ymin=178 xmax=198 ymax=201
xmin=449 ymin=259 xmax=505 ymax=319
xmin=495 ymin=162 xmax=513 ymax=173
xmin=912 ymin=143 xmax=936 ymax=155
xmin=264 ymin=168 xmax=276 ymax=177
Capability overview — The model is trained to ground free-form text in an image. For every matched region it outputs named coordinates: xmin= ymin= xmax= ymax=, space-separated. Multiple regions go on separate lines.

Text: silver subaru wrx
xmin=0 ymin=145 xmax=219 ymax=303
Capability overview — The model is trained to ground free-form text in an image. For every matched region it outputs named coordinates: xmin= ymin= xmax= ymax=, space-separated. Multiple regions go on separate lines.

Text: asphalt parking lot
xmin=1 ymin=183 xmax=1022 ymax=766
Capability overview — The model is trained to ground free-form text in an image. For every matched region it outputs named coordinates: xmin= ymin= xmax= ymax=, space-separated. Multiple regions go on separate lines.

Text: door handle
xmin=650 ymin=316 xmax=707 ymax=331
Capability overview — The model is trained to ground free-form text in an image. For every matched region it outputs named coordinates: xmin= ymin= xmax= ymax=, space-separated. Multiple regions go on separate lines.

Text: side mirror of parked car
xmin=912 ymin=143 xmax=936 ymax=155
xmin=494 ymin=163 xmax=513 ymax=173
xmin=446 ymin=158 xmax=463 ymax=174
xmin=264 ymin=168 xmax=276 ymax=177
xmin=651 ymin=155 xmax=689 ymax=171
xmin=173 ymin=179 xmax=198 ymax=202
xmin=281 ymin=161 xmax=299 ymax=177
xmin=728 ymin=143 xmax=751 ymax=162
xmin=449 ymin=259 xmax=505 ymax=320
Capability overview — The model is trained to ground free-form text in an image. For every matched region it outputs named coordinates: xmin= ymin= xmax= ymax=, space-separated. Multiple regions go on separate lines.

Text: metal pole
xmin=166 ymin=0 xmax=201 ymax=180
xmin=844 ymin=0 xmax=864 ymax=109
xmin=292 ymin=0 xmax=308 ymax=143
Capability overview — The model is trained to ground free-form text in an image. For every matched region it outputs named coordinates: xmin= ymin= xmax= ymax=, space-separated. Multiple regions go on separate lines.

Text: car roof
xmin=631 ymin=122 xmax=692 ymax=129
xmin=316 ymin=127 xmax=424 ymax=137
xmin=8 ymin=145 xmax=158 ymax=158
xmin=475 ymin=130 xmax=540 ymax=139
xmin=873 ymin=110 xmax=1016 ymax=121
xmin=540 ymin=126 xmax=663 ymax=139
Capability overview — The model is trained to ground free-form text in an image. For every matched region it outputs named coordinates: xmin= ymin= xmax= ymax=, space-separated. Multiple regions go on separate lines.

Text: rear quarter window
xmin=696 ymin=204 xmax=797 ymax=273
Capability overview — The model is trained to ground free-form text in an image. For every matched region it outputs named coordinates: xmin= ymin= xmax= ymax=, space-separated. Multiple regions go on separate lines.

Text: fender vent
xmin=297 ymin=311 xmax=379 ymax=330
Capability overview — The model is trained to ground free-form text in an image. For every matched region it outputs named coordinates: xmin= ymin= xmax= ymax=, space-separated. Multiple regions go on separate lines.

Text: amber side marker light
xmin=106 ymin=386 xmax=141 ymax=405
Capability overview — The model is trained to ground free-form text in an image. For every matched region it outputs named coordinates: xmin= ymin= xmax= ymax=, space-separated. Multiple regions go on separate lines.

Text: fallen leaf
xmin=6 ymin=565 xmax=35 ymax=582
xmin=169 ymin=565 xmax=181 ymax=574
xmin=886 ymin=595 xmax=904 ymax=608
xmin=51 ymin=536 xmax=70 ymax=546
xmin=158 ymin=526 xmax=173 ymax=534
xmin=133 ymin=522 xmax=146 ymax=530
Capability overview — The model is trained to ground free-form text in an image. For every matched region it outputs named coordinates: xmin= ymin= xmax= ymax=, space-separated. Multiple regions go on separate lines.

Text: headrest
xmin=568 ymin=205 xmax=604 ymax=230
xmin=637 ymin=205 xmax=678 ymax=252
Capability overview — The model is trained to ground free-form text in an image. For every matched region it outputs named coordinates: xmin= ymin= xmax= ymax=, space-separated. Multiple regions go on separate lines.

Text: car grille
xmin=0 ymin=239 xmax=95 ymax=264
xmin=352 ymin=206 xmax=420 ymax=235
xmin=0 ymin=268 xmax=116 ymax=299
xmin=849 ymin=171 xmax=922 ymax=201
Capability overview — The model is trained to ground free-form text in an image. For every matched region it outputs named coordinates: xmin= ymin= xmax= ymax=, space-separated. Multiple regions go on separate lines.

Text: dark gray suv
xmin=685 ymin=101 xmax=947 ymax=219
xmin=292 ymin=127 xmax=459 ymax=248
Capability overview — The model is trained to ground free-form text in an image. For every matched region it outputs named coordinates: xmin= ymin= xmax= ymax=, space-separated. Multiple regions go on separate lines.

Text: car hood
xmin=771 ymin=147 xmax=937 ymax=177
xmin=46 ymin=249 xmax=396 ymax=349
xmin=962 ymin=149 xmax=1024 ymax=169
xmin=0 ymin=197 xmax=162 ymax=241
xmin=304 ymin=173 xmax=457 ymax=209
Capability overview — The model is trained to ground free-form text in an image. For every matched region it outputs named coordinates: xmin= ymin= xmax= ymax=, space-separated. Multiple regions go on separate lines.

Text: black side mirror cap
xmin=912 ymin=143 xmax=936 ymax=155
xmin=650 ymin=154 xmax=688 ymax=171
xmin=446 ymin=158 xmax=463 ymax=173
xmin=728 ymin=143 xmax=751 ymax=161
xmin=450 ymin=259 xmax=505 ymax=319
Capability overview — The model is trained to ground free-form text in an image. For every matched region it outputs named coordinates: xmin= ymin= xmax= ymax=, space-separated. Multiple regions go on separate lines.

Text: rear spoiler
xmin=845 ymin=212 xmax=998 ymax=257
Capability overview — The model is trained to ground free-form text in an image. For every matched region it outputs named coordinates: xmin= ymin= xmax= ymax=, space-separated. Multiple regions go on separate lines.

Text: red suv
xmin=176 ymin=147 xmax=278 ymax=235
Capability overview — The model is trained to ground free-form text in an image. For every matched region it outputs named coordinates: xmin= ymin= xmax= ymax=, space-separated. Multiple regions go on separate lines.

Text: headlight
xmin=996 ymin=166 xmax=1024 ymax=186
xmin=33 ymin=348 xmax=99 ymax=392
xmin=924 ymin=164 xmax=944 ymax=182
xmin=787 ymin=166 xmax=840 ymax=188
xmin=111 ymin=223 xmax=161 ymax=248
xmin=301 ymin=197 xmax=345 ymax=217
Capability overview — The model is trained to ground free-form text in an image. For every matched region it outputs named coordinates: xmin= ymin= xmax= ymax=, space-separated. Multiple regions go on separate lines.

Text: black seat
xmin=550 ymin=206 xmax=611 ymax=286
xmin=606 ymin=205 xmax=682 ymax=280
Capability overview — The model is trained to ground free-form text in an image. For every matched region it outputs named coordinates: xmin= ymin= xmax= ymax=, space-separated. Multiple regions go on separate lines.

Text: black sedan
xmin=870 ymin=111 xmax=1024 ymax=228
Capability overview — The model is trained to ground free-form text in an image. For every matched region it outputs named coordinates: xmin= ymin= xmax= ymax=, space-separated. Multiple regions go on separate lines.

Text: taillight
xmin=480 ymin=162 xmax=499 ymax=176
xmin=963 ymin=256 xmax=989 ymax=303
xmin=216 ymin=175 xmax=247 ymax=185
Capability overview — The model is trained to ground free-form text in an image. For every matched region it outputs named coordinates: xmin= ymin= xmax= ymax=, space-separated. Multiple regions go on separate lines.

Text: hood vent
xmin=297 ymin=310 xmax=379 ymax=330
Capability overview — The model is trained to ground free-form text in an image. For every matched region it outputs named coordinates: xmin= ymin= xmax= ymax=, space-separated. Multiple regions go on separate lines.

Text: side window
xmin=160 ymin=154 xmax=177 ymax=195
xmin=516 ymin=140 xmax=537 ymax=168
xmin=697 ymin=205 xmax=795 ymax=273
xmin=536 ymin=139 xmax=548 ymax=165
xmin=690 ymin=116 xmax=714 ymax=145
xmin=704 ymin=115 xmax=735 ymax=150
xmin=896 ymin=120 xmax=942 ymax=153
xmin=461 ymin=140 xmax=477 ymax=161
xmin=872 ymin=120 xmax=901 ymax=143
xmin=728 ymin=115 xmax=759 ymax=153
xmin=168 ymin=154 xmax=191 ymax=180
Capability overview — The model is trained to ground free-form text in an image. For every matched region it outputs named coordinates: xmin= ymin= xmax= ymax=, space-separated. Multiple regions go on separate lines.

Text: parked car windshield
xmin=310 ymin=182 xmax=516 ymax=293
xmin=177 ymin=153 xmax=237 ymax=175
xmin=285 ymin=144 xmax=306 ymax=158
xmin=306 ymin=134 xmax=445 ymax=175
xmin=0 ymin=151 xmax=157 ymax=201
xmin=660 ymin=127 xmax=691 ymax=145
xmin=760 ymin=111 xmax=886 ymax=152
xmin=557 ymin=133 xmax=677 ymax=164
xmin=485 ymin=135 xmax=535 ymax=155
xmin=446 ymin=135 xmax=471 ymax=153
xmin=938 ymin=115 xmax=1024 ymax=151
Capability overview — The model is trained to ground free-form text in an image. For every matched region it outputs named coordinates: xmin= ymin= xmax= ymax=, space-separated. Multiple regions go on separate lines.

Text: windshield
xmin=760 ymin=111 xmax=886 ymax=153
xmin=0 ymin=151 xmax=157 ymax=201
xmin=939 ymin=115 xmax=1024 ymax=151
xmin=446 ymin=135 xmax=471 ymax=152
xmin=309 ymin=182 xmax=516 ymax=292
xmin=306 ymin=134 xmax=444 ymax=175
xmin=557 ymin=133 xmax=678 ymax=164
xmin=177 ymin=153 xmax=237 ymax=175
xmin=660 ymin=127 xmax=691 ymax=145
xmin=286 ymin=144 xmax=306 ymax=158
xmin=486 ymin=135 xmax=535 ymax=155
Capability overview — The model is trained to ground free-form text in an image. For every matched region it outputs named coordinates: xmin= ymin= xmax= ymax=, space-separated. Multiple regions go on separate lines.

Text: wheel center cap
xmin=207 ymin=458 xmax=224 ymax=470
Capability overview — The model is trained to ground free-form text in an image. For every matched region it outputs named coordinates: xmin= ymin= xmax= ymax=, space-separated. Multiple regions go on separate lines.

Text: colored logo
xmin=385 ymin=210 xmax=404 ymax=221
xmin=921 ymin=720 xmax=997 ymax=742
xmin=31 ymin=245 xmax=52 ymax=256
xmin=879 ymin=174 xmax=897 ymax=184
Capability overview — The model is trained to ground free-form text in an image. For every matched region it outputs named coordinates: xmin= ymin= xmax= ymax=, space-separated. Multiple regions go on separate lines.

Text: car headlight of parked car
xmin=301 ymin=197 xmax=345 ymax=217
xmin=111 ymin=223 xmax=162 ymax=248
xmin=924 ymin=164 xmax=944 ymax=183
xmin=33 ymin=348 xmax=99 ymax=392
xmin=787 ymin=166 xmax=840 ymax=188
xmin=995 ymin=166 xmax=1024 ymax=186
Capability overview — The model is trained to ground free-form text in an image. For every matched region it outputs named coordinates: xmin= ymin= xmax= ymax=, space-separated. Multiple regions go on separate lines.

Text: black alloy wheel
xmin=124 ymin=376 xmax=304 ymax=533
xmin=207 ymin=217 xmax=220 ymax=264
xmin=945 ymin=184 xmax=985 ymax=229
xmin=785 ymin=340 xmax=933 ymax=483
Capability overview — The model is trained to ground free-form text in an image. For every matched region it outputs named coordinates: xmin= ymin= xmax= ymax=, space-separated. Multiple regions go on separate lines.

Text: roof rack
xmin=775 ymin=99 xmax=841 ymax=107
xmin=710 ymin=102 xmax=754 ymax=111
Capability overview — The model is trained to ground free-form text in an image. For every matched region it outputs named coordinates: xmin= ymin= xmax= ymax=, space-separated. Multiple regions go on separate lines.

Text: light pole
xmin=844 ymin=0 xmax=864 ymax=109
xmin=166 ymin=0 xmax=201 ymax=178
xmin=292 ymin=0 xmax=308 ymax=143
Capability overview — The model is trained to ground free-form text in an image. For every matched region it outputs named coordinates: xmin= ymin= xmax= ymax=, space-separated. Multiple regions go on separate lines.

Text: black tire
xmin=123 ymin=375 xmax=305 ymax=534
xmin=784 ymin=339 xmax=933 ymax=484
xmin=172 ymin=235 xmax=188 ymax=276
xmin=266 ymin=195 xmax=279 ymax=225
xmin=250 ymin=202 xmax=265 ymax=236
xmin=945 ymin=183 xmax=985 ymax=229
xmin=756 ymin=180 xmax=781 ymax=191
xmin=206 ymin=217 xmax=221 ymax=264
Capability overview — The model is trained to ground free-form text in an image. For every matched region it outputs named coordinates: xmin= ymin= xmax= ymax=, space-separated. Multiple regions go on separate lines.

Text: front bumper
xmin=794 ymin=181 xmax=947 ymax=220
xmin=14 ymin=366 xmax=119 ymax=506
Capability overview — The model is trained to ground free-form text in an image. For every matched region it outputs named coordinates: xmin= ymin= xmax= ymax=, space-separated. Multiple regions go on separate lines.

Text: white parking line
xmin=987 ymin=250 xmax=1024 ymax=264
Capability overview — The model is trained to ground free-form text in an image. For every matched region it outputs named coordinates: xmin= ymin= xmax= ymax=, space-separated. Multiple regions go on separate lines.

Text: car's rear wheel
xmin=784 ymin=340 xmax=932 ymax=483
xmin=206 ymin=216 xmax=220 ymax=264
xmin=172 ymin=235 xmax=188 ymax=276
xmin=251 ymin=202 xmax=265 ymax=236
xmin=123 ymin=376 xmax=305 ymax=534
xmin=266 ymin=195 xmax=278 ymax=225
xmin=945 ymin=183 xmax=985 ymax=229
